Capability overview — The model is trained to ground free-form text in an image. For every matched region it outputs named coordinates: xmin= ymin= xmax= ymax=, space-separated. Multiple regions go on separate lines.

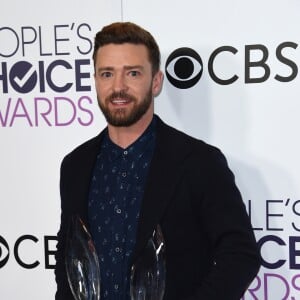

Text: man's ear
xmin=152 ymin=70 xmax=164 ymax=97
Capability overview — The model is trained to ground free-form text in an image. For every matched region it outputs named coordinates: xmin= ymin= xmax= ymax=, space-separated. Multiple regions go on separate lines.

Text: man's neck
xmin=107 ymin=114 xmax=154 ymax=149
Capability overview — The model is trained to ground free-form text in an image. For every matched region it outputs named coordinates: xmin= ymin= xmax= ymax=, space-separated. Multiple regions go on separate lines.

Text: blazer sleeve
xmin=54 ymin=133 xmax=101 ymax=300
xmin=55 ymin=156 xmax=75 ymax=300
xmin=187 ymin=147 xmax=261 ymax=299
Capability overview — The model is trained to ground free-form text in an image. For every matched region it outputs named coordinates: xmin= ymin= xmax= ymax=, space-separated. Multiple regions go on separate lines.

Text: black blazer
xmin=55 ymin=116 xmax=260 ymax=300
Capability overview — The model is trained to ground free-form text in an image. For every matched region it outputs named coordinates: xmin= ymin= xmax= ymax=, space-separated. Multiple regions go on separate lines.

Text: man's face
xmin=94 ymin=43 xmax=162 ymax=127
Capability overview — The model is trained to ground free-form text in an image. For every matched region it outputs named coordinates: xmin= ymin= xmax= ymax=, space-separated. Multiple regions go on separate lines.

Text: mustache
xmin=106 ymin=91 xmax=136 ymax=102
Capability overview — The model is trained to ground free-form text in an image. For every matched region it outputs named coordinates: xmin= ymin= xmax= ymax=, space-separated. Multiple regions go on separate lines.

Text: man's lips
xmin=111 ymin=98 xmax=132 ymax=105
xmin=106 ymin=92 xmax=136 ymax=106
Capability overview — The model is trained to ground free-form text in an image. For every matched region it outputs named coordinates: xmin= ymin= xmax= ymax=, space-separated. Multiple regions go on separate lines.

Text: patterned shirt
xmin=88 ymin=117 xmax=156 ymax=300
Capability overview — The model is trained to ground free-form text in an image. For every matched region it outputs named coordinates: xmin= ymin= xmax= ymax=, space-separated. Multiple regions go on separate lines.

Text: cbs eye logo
xmin=0 ymin=236 xmax=10 ymax=268
xmin=165 ymin=47 xmax=203 ymax=89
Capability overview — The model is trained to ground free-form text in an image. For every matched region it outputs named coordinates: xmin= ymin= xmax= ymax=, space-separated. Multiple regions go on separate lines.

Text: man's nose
xmin=112 ymin=73 xmax=128 ymax=91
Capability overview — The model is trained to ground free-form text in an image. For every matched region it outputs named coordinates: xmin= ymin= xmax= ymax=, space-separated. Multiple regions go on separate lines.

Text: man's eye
xmin=129 ymin=70 xmax=139 ymax=77
xmin=101 ymin=72 xmax=112 ymax=78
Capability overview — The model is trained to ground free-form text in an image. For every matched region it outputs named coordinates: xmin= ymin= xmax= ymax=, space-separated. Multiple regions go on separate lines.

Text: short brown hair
xmin=92 ymin=22 xmax=161 ymax=75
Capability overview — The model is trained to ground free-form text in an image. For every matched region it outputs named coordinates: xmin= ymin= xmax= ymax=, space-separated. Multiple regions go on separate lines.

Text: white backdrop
xmin=1 ymin=0 xmax=300 ymax=299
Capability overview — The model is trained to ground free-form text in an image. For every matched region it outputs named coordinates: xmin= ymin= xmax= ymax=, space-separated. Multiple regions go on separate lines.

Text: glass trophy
xmin=130 ymin=225 xmax=166 ymax=300
xmin=65 ymin=215 xmax=101 ymax=300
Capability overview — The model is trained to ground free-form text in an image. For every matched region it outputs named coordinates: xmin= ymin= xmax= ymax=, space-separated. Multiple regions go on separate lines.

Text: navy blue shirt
xmin=88 ymin=117 xmax=156 ymax=300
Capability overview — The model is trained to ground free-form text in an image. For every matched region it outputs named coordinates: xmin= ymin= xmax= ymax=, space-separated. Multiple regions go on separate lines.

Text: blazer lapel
xmin=72 ymin=131 xmax=106 ymax=225
xmin=132 ymin=117 xmax=191 ymax=262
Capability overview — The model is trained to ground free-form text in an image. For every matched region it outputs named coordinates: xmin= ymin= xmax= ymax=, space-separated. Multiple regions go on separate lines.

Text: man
xmin=55 ymin=22 xmax=260 ymax=300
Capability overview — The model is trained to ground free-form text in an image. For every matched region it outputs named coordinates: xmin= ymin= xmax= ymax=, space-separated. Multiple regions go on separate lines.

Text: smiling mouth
xmin=106 ymin=91 xmax=137 ymax=108
xmin=111 ymin=98 xmax=132 ymax=105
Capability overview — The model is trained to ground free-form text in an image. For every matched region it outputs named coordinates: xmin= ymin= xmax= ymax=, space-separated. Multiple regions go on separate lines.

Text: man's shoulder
xmin=157 ymin=118 xmax=232 ymax=178
xmin=156 ymin=116 xmax=220 ymax=156
xmin=62 ymin=130 xmax=105 ymax=164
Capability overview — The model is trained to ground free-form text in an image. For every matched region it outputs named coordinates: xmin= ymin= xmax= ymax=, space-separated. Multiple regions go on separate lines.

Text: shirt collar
xmin=100 ymin=116 xmax=157 ymax=161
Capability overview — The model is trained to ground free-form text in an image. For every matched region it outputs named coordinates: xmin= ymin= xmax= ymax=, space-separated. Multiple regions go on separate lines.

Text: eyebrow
xmin=124 ymin=65 xmax=144 ymax=71
xmin=97 ymin=65 xmax=145 ymax=72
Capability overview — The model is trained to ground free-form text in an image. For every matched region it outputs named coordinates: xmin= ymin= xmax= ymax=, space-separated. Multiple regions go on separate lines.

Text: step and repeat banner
xmin=1 ymin=0 xmax=300 ymax=299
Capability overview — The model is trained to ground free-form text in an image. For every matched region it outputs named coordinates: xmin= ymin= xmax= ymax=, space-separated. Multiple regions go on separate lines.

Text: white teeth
xmin=112 ymin=99 xmax=129 ymax=104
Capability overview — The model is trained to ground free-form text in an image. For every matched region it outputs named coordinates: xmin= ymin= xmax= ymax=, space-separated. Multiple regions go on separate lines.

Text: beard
xmin=98 ymin=88 xmax=153 ymax=127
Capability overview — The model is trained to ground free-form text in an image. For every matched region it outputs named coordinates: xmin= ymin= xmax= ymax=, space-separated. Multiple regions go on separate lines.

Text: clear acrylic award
xmin=130 ymin=225 xmax=166 ymax=300
xmin=65 ymin=215 xmax=101 ymax=300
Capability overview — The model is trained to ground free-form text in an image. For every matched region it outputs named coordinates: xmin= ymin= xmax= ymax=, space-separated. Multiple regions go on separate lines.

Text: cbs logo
xmin=165 ymin=42 xmax=298 ymax=88
xmin=0 ymin=234 xmax=57 ymax=269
